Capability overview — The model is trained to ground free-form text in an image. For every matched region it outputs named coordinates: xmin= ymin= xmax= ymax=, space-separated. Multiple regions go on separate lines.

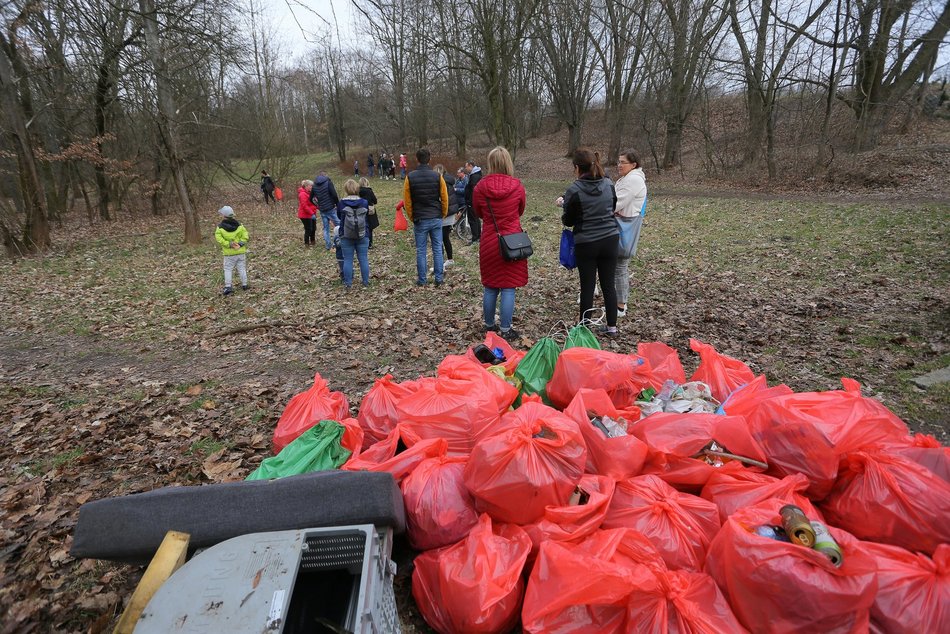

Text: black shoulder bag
xmin=485 ymin=199 xmax=533 ymax=261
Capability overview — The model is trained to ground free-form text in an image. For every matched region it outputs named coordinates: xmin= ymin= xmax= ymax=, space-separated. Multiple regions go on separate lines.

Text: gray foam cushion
xmin=70 ymin=470 xmax=405 ymax=564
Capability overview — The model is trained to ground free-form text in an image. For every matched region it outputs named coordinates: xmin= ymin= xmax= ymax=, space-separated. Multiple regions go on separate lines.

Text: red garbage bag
xmin=864 ymin=542 xmax=950 ymax=634
xmin=748 ymin=381 xmax=910 ymax=459
xmin=522 ymin=528 xmax=666 ymax=634
xmin=895 ymin=434 xmax=950 ymax=482
xmin=463 ymin=401 xmax=587 ymax=525
xmin=465 ymin=331 xmax=526 ymax=375
xmin=437 ymin=355 xmax=518 ymax=416
xmin=342 ymin=425 xmax=446 ymax=483
xmin=563 ymin=388 xmax=648 ymax=481
xmin=338 ymin=417 xmax=363 ymax=462
xmin=274 ymin=186 xmax=283 ymax=201
xmin=522 ymin=474 xmax=615 ymax=560
xmin=394 ymin=204 xmax=408 ymax=231
xmin=701 ymin=462 xmax=822 ymax=523
xmin=820 ymin=450 xmax=950 ymax=555
xmin=523 ymin=528 xmax=744 ymax=633
xmin=688 ymin=338 xmax=755 ymax=402
xmin=547 ymin=346 xmax=658 ymax=410
xmin=272 ymin=373 xmax=350 ymax=453
xmin=412 ymin=514 xmax=531 ymax=634
xmin=632 ymin=412 xmax=768 ymax=492
xmin=401 ymin=455 xmax=479 ymax=551
xmin=719 ymin=374 xmax=794 ymax=419
xmin=623 ymin=568 xmax=748 ymax=634
xmin=705 ymin=498 xmax=878 ymax=634
xmin=397 ymin=376 xmax=502 ymax=456
xmin=357 ymin=374 xmax=420 ymax=450
xmin=636 ymin=341 xmax=686 ymax=385
xmin=602 ymin=474 xmax=721 ymax=571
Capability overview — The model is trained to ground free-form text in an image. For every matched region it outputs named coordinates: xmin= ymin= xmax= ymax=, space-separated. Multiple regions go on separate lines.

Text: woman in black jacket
xmin=358 ymin=177 xmax=379 ymax=248
xmin=558 ymin=148 xmax=619 ymax=336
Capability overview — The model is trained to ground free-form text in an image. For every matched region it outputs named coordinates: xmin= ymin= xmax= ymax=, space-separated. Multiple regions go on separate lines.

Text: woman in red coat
xmin=297 ymin=179 xmax=318 ymax=246
xmin=473 ymin=146 xmax=528 ymax=341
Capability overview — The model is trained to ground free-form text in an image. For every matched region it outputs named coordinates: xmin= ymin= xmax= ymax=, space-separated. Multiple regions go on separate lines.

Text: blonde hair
xmin=343 ymin=178 xmax=360 ymax=196
xmin=301 ymin=179 xmax=313 ymax=188
xmin=486 ymin=146 xmax=514 ymax=176
xmin=359 ymin=177 xmax=370 ymax=187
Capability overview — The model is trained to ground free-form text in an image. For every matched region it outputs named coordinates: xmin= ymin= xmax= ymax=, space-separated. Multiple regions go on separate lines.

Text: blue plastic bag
xmin=559 ymin=229 xmax=576 ymax=269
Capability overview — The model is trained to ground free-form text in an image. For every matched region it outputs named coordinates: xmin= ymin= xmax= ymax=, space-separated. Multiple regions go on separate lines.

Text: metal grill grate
xmin=300 ymin=533 xmax=366 ymax=570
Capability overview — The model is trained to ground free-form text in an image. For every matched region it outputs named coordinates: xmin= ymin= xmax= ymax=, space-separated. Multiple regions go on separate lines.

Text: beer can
xmin=810 ymin=520 xmax=844 ymax=567
xmin=779 ymin=504 xmax=816 ymax=548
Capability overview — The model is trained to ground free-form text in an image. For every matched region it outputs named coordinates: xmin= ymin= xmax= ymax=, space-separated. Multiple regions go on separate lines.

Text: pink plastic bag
xmin=522 ymin=474 xmax=615 ymax=559
xmin=412 ymin=514 xmax=531 ymax=634
xmin=632 ymin=412 xmax=768 ymax=492
xmin=401 ymin=455 xmax=479 ymax=551
xmin=342 ymin=425 xmax=447 ymax=483
xmin=437 ymin=355 xmax=518 ymax=416
xmin=602 ymin=475 xmax=721 ymax=571
xmin=688 ymin=339 xmax=756 ymax=402
xmin=636 ymin=341 xmax=686 ymax=385
xmin=547 ymin=347 xmax=658 ymax=410
xmin=397 ymin=376 xmax=502 ymax=456
xmin=272 ymin=373 xmax=350 ymax=453
xmin=821 ymin=450 xmax=950 ymax=555
xmin=864 ymin=542 xmax=950 ymax=633
xmin=705 ymin=498 xmax=878 ymax=634
xmin=356 ymin=374 xmax=420 ymax=450
xmin=563 ymin=388 xmax=648 ymax=481
xmin=700 ymin=462 xmax=822 ymax=523
xmin=463 ymin=401 xmax=587 ymax=525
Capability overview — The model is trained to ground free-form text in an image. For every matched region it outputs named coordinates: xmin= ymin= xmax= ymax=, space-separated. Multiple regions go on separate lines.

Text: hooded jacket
xmin=615 ymin=167 xmax=647 ymax=218
xmin=311 ymin=175 xmax=339 ymax=213
xmin=215 ymin=217 xmax=249 ymax=255
xmin=473 ymin=173 xmax=528 ymax=289
xmin=561 ymin=176 xmax=618 ymax=245
xmin=298 ymin=186 xmax=318 ymax=219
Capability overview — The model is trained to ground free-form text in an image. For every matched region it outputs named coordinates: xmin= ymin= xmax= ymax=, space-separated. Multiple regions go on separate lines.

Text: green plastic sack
xmin=246 ymin=420 xmax=351 ymax=481
xmin=514 ymin=337 xmax=561 ymax=405
xmin=564 ymin=324 xmax=601 ymax=350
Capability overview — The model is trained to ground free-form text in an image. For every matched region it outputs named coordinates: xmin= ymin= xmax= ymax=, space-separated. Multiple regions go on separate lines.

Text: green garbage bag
xmin=564 ymin=324 xmax=601 ymax=350
xmin=514 ymin=337 xmax=561 ymax=405
xmin=246 ymin=420 xmax=351 ymax=481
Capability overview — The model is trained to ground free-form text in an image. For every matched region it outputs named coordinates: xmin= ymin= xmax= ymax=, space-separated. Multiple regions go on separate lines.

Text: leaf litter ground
xmin=0 ymin=179 xmax=947 ymax=632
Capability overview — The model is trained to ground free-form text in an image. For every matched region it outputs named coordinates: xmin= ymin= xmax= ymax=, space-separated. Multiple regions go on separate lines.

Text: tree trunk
xmin=663 ymin=116 xmax=683 ymax=169
xmin=0 ymin=31 xmax=50 ymax=252
xmin=139 ymin=0 xmax=200 ymax=244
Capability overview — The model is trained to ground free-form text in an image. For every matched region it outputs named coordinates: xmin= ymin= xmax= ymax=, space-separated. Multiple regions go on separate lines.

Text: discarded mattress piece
xmin=70 ymin=470 xmax=405 ymax=564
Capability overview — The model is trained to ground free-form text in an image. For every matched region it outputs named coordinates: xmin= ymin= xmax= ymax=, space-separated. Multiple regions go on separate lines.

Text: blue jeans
xmin=413 ymin=218 xmax=444 ymax=284
xmin=340 ymin=236 xmax=370 ymax=287
xmin=483 ymin=287 xmax=516 ymax=330
xmin=320 ymin=210 xmax=339 ymax=248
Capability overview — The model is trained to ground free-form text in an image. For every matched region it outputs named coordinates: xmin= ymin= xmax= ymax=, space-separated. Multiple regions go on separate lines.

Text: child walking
xmin=215 ymin=205 xmax=249 ymax=295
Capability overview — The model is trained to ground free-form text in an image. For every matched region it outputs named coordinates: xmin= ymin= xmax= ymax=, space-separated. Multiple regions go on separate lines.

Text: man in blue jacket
xmin=310 ymin=171 xmax=340 ymax=249
xmin=403 ymin=148 xmax=449 ymax=286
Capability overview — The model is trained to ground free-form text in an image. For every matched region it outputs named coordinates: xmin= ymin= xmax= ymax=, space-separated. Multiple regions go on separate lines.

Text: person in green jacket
xmin=214 ymin=206 xmax=249 ymax=295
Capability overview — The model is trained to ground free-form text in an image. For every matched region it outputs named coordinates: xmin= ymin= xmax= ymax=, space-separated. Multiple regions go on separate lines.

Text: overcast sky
xmin=267 ymin=0 xmax=356 ymax=60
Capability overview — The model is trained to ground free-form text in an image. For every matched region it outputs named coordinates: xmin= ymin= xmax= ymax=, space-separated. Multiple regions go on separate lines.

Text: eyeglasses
xmin=618 ymin=160 xmax=631 ymax=165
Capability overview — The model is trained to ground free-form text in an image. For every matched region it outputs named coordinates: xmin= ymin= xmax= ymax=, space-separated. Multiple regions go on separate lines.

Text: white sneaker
xmin=444 ymin=259 xmax=454 ymax=268
xmin=617 ymin=308 xmax=627 ymax=318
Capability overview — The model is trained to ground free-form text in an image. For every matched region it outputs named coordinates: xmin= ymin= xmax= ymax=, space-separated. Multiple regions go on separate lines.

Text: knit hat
xmin=218 ymin=206 xmax=234 ymax=217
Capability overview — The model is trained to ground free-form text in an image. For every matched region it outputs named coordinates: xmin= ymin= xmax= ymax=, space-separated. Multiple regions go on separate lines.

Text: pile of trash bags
xmin=254 ymin=328 xmax=950 ymax=633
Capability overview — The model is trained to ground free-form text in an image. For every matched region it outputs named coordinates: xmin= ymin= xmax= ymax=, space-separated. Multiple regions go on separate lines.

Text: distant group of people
xmin=355 ymin=152 xmax=407 ymax=180
xmin=218 ymin=146 xmax=647 ymax=339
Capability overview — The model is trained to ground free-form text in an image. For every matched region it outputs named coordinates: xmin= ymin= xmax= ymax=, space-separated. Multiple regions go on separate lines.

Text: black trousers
xmin=263 ymin=189 xmax=276 ymax=204
xmin=467 ymin=205 xmax=481 ymax=241
xmin=442 ymin=225 xmax=453 ymax=260
xmin=575 ymin=234 xmax=619 ymax=327
xmin=301 ymin=217 xmax=316 ymax=244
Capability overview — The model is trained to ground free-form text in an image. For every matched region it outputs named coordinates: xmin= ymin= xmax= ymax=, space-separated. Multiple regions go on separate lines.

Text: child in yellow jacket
xmin=214 ymin=206 xmax=249 ymax=295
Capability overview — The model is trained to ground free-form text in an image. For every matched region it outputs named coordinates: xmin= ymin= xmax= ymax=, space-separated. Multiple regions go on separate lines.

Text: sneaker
xmin=444 ymin=259 xmax=454 ymax=268
xmin=416 ymin=281 xmax=426 ymax=287
xmin=434 ymin=280 xmax=443 ymax=288
xmin=598 ymin=326 xmax=619 ymax=338
xmin=483 ymin=324 xmax=499 ymax=333
xmin=499 ymin=328 xmax=521 ymax=342
xmin=222 ymin=287 xmax=234 ymax=296
xmin=617 ymin=307 xmax=627 ymax=318
xmin=242 ymin=285 xmax=250 ymax=291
